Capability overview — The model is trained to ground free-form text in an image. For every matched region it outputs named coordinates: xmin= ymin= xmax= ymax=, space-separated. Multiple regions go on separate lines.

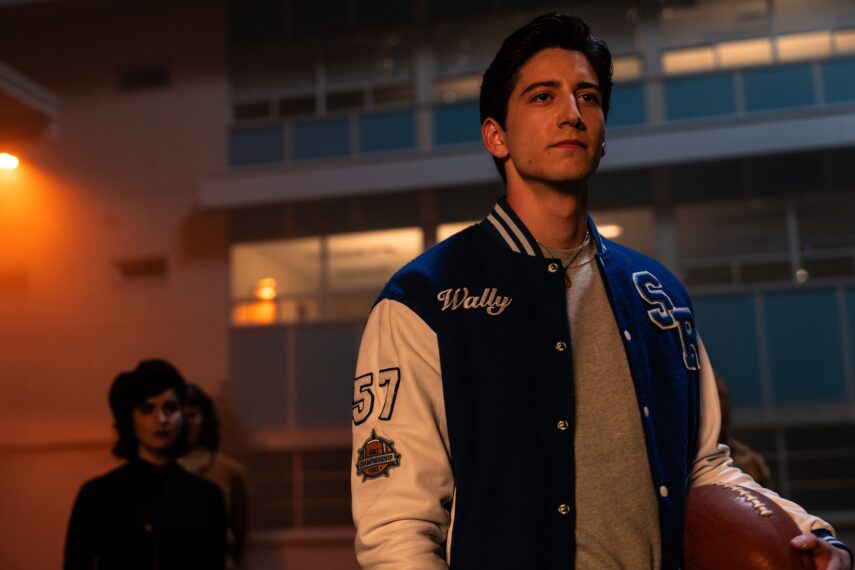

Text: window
xmin=327 ymin=89 xmax=365 ymax=111
xmin=663 ymin=46 xmax=716 ymax=75
xmin=833 ymin=28 xmax=855 ymax=54
xmin=230 ymin=228 xmax=422 ymax=325
xmin=327 ymin=228 xmax=422 ymax=292
xmin=435 ymin=74 xmax=481 ymax=103
xmin=663 ymin=29 xmax=848 ymax=76
xmin=233 ymin=100 xmax=271 ymax=121
xmin=437 ymin=221 xmax=475 ymax=242
xmin=373 ymin=84 xmax=415 ymax=105
xmin=776 ymin=31 xmax=832 ymax=62
xmin=613 ymin=55 xmax=643 ymax=82
xmin=278 ymin=95 xmax=316 ymax=117
xmin=231 ymin=238 xmax=321 ymax=325
xmin=716 ymin=38 xmax=773 ymax=69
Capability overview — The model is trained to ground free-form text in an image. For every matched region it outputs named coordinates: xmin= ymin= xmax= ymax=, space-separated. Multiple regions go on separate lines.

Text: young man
xmin=351 ymin=13 xmax=852 ymax=569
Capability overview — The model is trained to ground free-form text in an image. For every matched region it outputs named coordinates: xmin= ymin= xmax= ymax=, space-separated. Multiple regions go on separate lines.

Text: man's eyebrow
xmin=575 ymin=80 xmax=601 ymax=92
xmin=519 ymin=79 xmax=601 ymax=97
xmin=519 ymin=80 xmax=560 ymax=97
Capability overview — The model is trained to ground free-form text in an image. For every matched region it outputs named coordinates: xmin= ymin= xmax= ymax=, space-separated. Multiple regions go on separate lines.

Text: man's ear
xmin=482 ymin=118 xmax=509 ymax=160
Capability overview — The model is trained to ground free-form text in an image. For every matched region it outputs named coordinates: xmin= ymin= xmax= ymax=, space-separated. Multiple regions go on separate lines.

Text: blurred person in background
xmin=715 ymin=373 xmax=772 ymax=487
xmin=180 ymin=383 xmax=250 ymax=569
xmin=64 ymin=359 xmax=227 ymax=570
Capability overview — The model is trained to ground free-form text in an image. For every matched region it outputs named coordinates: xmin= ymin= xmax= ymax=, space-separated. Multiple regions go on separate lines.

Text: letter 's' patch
xmin=356 ymin=430 xmax=401 ymax=481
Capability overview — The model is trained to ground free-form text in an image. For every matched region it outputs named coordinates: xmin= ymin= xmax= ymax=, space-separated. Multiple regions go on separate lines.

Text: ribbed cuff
xmin=812 ymin=529 xmax=853 ymax=570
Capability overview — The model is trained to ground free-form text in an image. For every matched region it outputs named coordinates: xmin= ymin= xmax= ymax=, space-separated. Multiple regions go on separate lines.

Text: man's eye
xmin=137 ymin=404 xmax=154 ymax=414
xmin=579 ymin=92 xmax=600 ymax=104
xmin=531 ymin=92 xmax=552 ymax=103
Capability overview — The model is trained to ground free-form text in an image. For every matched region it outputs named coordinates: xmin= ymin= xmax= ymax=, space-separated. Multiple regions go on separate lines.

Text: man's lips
xmin=550 ymin=139 xmax=587 ymax=149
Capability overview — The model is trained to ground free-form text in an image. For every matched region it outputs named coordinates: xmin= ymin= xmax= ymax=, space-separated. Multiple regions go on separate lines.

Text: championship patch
xmin=356 ymin=430 xmax=401 ymax=481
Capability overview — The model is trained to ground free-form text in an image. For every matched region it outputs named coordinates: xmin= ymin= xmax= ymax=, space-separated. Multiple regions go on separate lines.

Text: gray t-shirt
xmin=541 ymin=238 xmax=661 ymax=569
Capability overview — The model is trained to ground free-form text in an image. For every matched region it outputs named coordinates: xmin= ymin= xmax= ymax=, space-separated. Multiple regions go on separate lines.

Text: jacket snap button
xmin=548 ymin=262 xmax=560 ymax=273
xmin=556 ymin=420 xmax=569 ymax=430
xmin=557 ymin=503 xmax=571 ymax=515
xmin=659 ymin=485 xmax=669 ymax=497
xmin=555 ymin=341 xmax=567 ymax=351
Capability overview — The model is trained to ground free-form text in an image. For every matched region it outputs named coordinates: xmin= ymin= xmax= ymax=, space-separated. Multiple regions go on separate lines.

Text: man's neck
xmin=506 ymin=182 xmax=589 ymax=250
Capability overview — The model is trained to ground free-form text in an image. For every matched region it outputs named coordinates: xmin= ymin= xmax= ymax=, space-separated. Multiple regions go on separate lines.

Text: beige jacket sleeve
xmin=689 ymin=337 xmax=837 ymax=536
xmin=351 ymin=299 xmax=453 ymax=569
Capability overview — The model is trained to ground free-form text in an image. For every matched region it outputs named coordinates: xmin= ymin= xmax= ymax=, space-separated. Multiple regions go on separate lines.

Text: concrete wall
xmin=0 ymin=4 xmax=230 ymax=568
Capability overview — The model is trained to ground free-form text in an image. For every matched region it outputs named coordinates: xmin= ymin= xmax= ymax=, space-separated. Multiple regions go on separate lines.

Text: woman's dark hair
xmin=109 ymin=359 xmax=189 ymax=460
xmin=185 ymin=383 xmax=221 ymax=454
xmin=480 ymin=13 xmax=614 ymax=182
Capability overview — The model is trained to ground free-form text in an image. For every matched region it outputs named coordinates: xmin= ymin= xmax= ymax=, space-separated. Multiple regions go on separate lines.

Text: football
xmin=684 ymin=483 xmax=816 ymax=570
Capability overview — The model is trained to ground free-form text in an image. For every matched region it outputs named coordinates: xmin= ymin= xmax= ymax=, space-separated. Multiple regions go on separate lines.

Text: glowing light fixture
xmin=795 ymin=268 xmax=809 ymax=283
xmin=598 ymin=224 xmax=623 ymax=239
xmin=255 ymin=277 xmax=278 ymax=300
xmin=233 ymin=301 xmax=277 ymax=325
xmin=0 ymin=153 xmax=19 ymax=170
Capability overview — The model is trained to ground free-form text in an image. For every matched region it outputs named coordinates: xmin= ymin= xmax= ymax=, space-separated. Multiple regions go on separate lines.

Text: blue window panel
xmin=293 ymin=118 xmax=351 ymax=160
xmin=822 ymin=58 xmax=855 ymax=104
xmin=359 ymin=110 xmax=416 ymax=153
xmin=744 ymin=64 xmax=815 ymax=112
xmin=229 ymin=125 xmax=284 ymax=167
xmin=434 ymin=102 xmax=481 ymax=145
xmin=608 ymin=83 xmax=646 ymax=127
xmin=664 ymin=74 xmax=736 ymax=121
xmin=764 ymin=289 xmax=846 ymax=403
xmin=693 ymin=295 xmax=763 ymax=406
xmin=295 ymin=324 xmax=360 ymax=427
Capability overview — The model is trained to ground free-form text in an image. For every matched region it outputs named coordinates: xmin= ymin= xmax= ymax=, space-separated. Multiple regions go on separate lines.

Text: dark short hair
xmin=109 ymin=359 xmax=189 ymax=460
xmin=480 ymin=13 xmax=614 ymax=182
xmin=185 ymin=383 xmax=221 ymax=454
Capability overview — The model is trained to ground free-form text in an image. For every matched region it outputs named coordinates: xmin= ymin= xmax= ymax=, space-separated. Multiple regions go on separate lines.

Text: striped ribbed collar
xmin=480 ymin=196 xmax=607 ymax=258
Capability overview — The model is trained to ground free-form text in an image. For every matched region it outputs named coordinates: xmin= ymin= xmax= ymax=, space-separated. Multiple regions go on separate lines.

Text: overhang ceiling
xmin=0 ymin=59 xmax=60 ymax=146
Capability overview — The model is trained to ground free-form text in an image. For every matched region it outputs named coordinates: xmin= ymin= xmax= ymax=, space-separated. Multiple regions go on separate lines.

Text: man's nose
xmin=558 ymin=97 xmax=584 ymax=128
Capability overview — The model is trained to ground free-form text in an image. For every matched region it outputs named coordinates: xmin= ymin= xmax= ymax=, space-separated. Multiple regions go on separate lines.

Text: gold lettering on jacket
xmin=436 ymin=287 xmax=513 ymax=316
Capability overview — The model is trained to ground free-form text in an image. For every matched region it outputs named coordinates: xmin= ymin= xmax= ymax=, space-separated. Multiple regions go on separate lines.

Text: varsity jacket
xmin=351 ymin=197 xmax=848 ymax=569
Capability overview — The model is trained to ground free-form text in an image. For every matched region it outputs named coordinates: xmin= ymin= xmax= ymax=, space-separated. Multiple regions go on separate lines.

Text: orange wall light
xmin=0 ymin=153 xmax=20 ymax=170
xmin=255 ymin=277 xmax=278 ymax=300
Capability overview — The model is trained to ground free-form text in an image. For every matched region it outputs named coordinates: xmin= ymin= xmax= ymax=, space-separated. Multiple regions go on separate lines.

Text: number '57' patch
xmin=352 ymin=368 xmax=401 ymax=425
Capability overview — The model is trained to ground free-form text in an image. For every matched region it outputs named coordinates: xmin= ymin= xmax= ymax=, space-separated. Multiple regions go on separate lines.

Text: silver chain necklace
xmin=539 ymin=229 xmax=592 ymax=288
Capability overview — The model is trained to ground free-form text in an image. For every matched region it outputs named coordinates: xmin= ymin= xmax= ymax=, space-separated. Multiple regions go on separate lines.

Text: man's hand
xmin=791 ymin=533 xmax=852 ymax=570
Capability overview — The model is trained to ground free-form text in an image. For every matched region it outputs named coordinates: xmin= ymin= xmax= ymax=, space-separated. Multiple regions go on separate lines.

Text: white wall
xmin=0 ymin=4 xmax=229 ymax=568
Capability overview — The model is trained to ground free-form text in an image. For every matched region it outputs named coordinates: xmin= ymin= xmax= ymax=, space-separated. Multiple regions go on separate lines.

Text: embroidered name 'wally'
xmin=437 ymin=287 xmax=512 ymax=316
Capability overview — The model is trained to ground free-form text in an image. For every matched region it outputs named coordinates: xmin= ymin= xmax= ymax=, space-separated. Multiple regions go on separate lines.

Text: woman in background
xmin=180 ymin=384 xmax=250 ymax=569
xmin=64 ymin=359 xmax=227 ymax=570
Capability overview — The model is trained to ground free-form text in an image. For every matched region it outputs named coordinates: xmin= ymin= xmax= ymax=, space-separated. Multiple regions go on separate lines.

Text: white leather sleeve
xmin=351 ymin=298 xmax=453 ymax=569
xmin=689 ymin=337 xmax=836 ymax=535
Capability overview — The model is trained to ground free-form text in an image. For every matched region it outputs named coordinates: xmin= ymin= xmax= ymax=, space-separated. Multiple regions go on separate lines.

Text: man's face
xmin=495 ymin=48 xmax=605 ymax=188
xmin=133 ymin=388 xmax=183 ymax=457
